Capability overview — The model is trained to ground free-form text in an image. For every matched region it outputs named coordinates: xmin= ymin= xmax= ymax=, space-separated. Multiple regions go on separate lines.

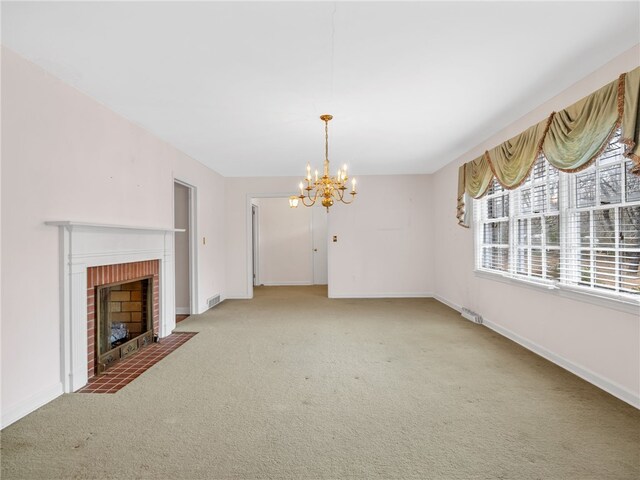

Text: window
xmin=479 ymin=181 xmax=509 ymax=273
xmin=476 ymin=131 xmax=640 ymax=302
xmin=514 ymin=155 xmax=560 ymax=281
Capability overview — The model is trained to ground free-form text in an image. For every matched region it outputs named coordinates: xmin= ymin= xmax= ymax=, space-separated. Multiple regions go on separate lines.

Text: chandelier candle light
xmin=290 ymin=114 xmax=356 ymax=212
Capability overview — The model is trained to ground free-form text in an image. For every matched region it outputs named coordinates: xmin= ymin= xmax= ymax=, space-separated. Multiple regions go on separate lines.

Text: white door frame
xmin=174 ymin=179 xmax=199 ymax=314
xmin=252 ymin=203 xmax=260 ymax=286
xmin=245 ymin=193 xmax=305 ymax=298
xmin=311 ymin=207 xmax=328 ymax=285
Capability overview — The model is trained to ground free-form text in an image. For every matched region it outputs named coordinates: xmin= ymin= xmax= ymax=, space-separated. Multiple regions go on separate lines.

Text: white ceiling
xmin=2 ymin=1 xmax=639 ymax=176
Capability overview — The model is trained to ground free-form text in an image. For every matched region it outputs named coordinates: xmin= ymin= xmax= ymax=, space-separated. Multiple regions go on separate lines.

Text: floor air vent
xmin=207 ymin=294 xmax=221 ymax=309
xmin=461 ymin=307 xmax=483 ymax=324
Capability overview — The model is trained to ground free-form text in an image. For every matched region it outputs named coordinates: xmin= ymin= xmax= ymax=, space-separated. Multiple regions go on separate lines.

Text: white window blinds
xmin=476 ymin=131 xmax=640 ymax=301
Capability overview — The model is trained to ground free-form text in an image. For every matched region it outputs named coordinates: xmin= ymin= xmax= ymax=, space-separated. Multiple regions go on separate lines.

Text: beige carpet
xmin=1 ymin=286 xmax=639 ymax=479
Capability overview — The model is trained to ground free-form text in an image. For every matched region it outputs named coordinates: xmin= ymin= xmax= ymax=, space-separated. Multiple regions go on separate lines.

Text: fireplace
xmin=95 ymin=278 xmax=154 ymax=373
xmin=46 ymin=221 xmax=179 ymax=392
xmin=87 ymin=260 xmax=160 ymax=378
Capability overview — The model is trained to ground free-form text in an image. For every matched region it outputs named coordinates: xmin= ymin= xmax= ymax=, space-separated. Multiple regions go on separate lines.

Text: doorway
xmin=249 ymin=196 xmax=328 ymax=292
xmin=174 ymin=181 xmax=194 ymax=319
xmin=252 ymin=203 xmax=259 ymax=286
xmin=312 ymin=206 xmax=328 ymax=284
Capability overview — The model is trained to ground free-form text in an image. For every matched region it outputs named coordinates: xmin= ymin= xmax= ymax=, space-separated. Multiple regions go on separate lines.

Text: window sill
xmin=474 ymin=269 xmax=640 ymax=315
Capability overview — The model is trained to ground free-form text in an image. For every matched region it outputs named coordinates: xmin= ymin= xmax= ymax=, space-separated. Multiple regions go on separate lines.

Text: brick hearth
xmin=86 ymin=260 xmax=160 ymax=378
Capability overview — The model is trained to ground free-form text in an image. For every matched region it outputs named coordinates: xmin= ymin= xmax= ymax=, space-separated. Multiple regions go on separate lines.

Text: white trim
xmin=173 ymin=179 xmax=200 ymax=315
xmin=252 ymin=204 xmax=260 ymax=287
xmin=432 ymin=294 xmax=462 ymax=312
xmin=45 ymin=221 xmax=183 ymax=232
xmin=483 ymin=318 xmax=640 ymax=409
xmin=474 ymin=268 xmax=640 ymax=315
xmin=475 ymin=269 xmax=557 ymax=290
xmin=309 ymin=208 xmax=314 ymax=284
xmin=246 ymin=196 xmax=255 ymax=299
xmin=224 ymin=294 xmax=252 ymax=300
xmin=557 ymin=284 xmax=640 ymax=314
xmin=328 ymin=292 xmax=433 ymax=299
xmin=228 ymin=291 xmax=433 ymax=299
xmin=259 ymin=281 xmax=314 ymax=286
xmin=1 ymin=382 xmax=63 ymax=430
xmin=245 ymin=192 xmax=308 ymax=299
xmin=176 ymin=307 xmax=190 ymax=315
xmin=473 ymin=149 xmax=640 ymax=316
xmin=47 ymin=222 xmax=177 ymax=393
xmin=66 ymin=249 xmax=169 ymax=260
xmin=432 ymin=292 xmax=639 ymax=409
xmin=188 ymin=185 xmax=199 ymax=314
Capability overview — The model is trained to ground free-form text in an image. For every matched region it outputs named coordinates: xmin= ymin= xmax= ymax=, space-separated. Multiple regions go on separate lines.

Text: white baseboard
xmin=432 ymin=292 xmax=639 ymax=409
xmin=483 ymin=318 xmax=640 ymax=409
xmin=1 ymin=382 xmax=64 ymax=430
xmin=432 ymin=294 xmax=462 ymax=312
xmin=175 ymin=307 xmax=190 ymax=315
xmin=228 ymin=288 xmax=434 ymax=300
xmin=328 ymin=292 xmax=433 ymax=299
xmin=224 ymin=294 xmax=252 ymax=300
xmin=259 ymin=281 xmax=313 ymax=286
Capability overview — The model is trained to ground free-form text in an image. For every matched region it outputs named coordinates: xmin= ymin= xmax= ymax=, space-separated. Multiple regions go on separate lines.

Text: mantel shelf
xmin=48 ymin=218 xmax=180 ymax=394
xmin=45 ymin=221 xmax=185 ymax=233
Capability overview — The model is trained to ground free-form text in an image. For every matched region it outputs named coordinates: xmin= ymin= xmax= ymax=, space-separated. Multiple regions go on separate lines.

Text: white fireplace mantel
xmin=47 ymin=221 xmax=184 ymax=392
xmin=46 ymin=221 xmax=185 ymax=232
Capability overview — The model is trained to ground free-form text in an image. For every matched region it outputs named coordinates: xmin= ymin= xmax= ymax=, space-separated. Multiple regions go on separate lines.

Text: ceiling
xmin=2 ymin=1 xmax=639 ymax=177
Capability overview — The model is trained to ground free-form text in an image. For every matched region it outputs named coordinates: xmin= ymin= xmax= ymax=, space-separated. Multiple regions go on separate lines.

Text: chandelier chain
xmin=325 ymin=118 xmax=329 ymax=163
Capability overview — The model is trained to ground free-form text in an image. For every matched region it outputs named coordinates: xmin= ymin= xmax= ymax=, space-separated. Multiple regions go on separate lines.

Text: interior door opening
xmin=252 ymin=203 xmax=260 ymax=286
xmin=249 ymin=196 xmax=328 ymax=294
xmin=312 ymin=206 xmax=328 ymax=285
xmin=174 ymin=181 xmax=192 ymax=319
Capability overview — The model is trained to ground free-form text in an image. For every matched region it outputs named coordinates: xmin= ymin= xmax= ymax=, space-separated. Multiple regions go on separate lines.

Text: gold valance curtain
xmin=457 ymin=67 xmax=640 ymax=227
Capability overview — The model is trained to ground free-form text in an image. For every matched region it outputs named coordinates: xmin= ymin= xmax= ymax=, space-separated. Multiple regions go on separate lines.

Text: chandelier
xmin=290 ymin=114 xmax=356 ymax=212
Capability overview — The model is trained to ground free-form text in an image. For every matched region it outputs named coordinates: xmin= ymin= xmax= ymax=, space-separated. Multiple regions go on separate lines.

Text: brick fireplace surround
xmin=86 ymin=260 xmax=160 ymax=378
xmin=46 ymin=221 xmax=180 ymax=393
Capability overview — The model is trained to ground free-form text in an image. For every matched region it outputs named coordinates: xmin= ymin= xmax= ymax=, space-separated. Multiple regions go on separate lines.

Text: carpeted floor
xmin=1 ymin=286 xmax=639 ymax=479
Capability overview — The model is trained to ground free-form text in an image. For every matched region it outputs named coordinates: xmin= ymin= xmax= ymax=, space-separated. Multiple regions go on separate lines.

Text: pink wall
xmin=2 ymin=42 xmax=638 ymax=429
xmin=430 ymin=45 xmax=640 ymax=407
xmin=327 ymin=174 xmax=433 ymax=298
xmin=225 ymin=176 xmax=301 ymax=298
xmin=1 ymin=48 xmax=226 ymax=426
xmin=224 ymin=175 xmax=433 ymax=299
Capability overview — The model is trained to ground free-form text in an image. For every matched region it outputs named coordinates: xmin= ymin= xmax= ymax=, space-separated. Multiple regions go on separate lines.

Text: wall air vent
xmin=461 ymin=307 xmax=483 ymax=324
xmin=207 ymin=294 xmax=221 ymax=309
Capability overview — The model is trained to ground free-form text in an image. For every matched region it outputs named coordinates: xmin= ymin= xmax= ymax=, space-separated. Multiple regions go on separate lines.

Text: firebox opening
xmin=96 ymin=277 xmax=154 ymax=373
